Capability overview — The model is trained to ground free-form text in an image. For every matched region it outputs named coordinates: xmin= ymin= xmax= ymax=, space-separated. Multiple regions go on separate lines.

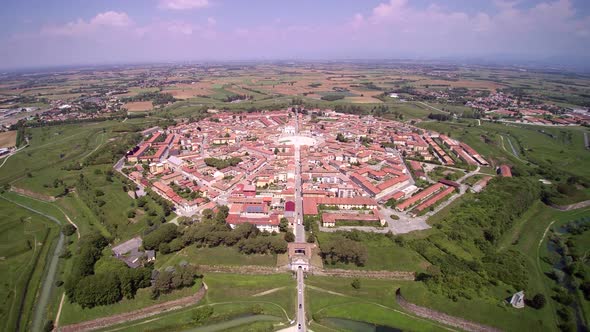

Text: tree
xmin=214 ymin=205 xmax=229 ymax=224
xmin=62 ymin=224 xmax=77 ymax=236
xmin=279 ymin=217 xmax=289 ymax=232
xmin=284 ymin=231 xmax=295 ymax=243
xmin=530 ymin=293 xmax=546 ymax=309
xmin=74 ymin=273 xmax=122 ymax=308
xmin=234 ymin=222 xmax=259 ymax=239
xmin=143 ymin=223 xmax=179 ymax=250
xmin=43 ymin=320 xmax=54 ymax=332
xmin=351 ymin=278 xmax=361 ymax=289
xmin=192 ymin=306 xmax=214 ymax=325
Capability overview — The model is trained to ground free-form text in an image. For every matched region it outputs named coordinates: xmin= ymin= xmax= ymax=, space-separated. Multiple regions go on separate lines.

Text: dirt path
xmin=305 ymin=285 xmax=346 ymax=297
xmin=416 ymin=101 xmax=450 ymax=114
xmin=551 ymin=200 xmax=590 ymax=211
xmin=11 ymin=186 xmax=56 ymax=202
xmin=252 ymin=287 xmax=286 ymax=297
xmin=0 ymin=142 xmax=28 ymax=168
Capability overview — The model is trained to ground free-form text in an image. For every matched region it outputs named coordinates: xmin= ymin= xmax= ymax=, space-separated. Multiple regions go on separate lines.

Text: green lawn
xmin=306 ymin=276 xmax=449 ymax=332
xmin=0 ymin=198 xmax=59 ymax=332
xmin=316 ymin=231 xmax=429 ymax=272
xmin=156 ymin=246 xmax=278 ymax=269
xmin=59 ymin=280 xmax=203 ymax=325
xmin=94 ymin=272 xmax=296 ymax=332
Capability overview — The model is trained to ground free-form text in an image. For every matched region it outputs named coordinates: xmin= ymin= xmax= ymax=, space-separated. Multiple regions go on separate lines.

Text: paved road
xmin=293 ymin=108 xmax=307 ymax=332
xmin=584 ymin=132 xmax=589 ymax=150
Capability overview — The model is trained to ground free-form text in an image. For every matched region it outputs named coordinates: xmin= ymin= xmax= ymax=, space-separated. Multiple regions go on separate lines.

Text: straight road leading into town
xmin=293 ymin=108 xmax=307 ymax=332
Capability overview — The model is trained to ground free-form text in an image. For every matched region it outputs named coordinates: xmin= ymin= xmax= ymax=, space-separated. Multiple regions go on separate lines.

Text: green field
xmin=316 ymin=231 xmax=429 ymax=272
xmin=403 ymin=201 xmax=590 ymax=331
xmin=418 ymin=121 xmax=590 ymax=179
xmin=306 ymin=276 xmax=449 ymax=332
xmin=0 ymin=198 xmax=59 ymax=332
xmin=95 ymin=273 xmax=296 ymax=332
xmin=156 ymin=246 xmax=278 ymax=269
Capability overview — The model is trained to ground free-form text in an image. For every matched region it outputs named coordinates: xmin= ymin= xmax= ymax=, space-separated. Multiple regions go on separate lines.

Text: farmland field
xmin=123 ymin=101 xmax=153 ymax=112
xmin=0 ymin=130 xmax=17 ymax=148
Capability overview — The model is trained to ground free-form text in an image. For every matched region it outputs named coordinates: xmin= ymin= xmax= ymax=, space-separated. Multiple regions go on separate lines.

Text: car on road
xmin=298 ymin=323 xmax=302 ymax=329
xmin=299 ymin=303 xmax=302 ymax=309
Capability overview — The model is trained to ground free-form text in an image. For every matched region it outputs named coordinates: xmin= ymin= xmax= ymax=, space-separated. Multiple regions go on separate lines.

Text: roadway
xmin=293 ymin=108 xmax=307 ymax=332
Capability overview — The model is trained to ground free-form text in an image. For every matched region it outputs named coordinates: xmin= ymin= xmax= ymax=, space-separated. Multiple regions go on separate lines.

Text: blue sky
xmin=1 ymin=0 xmax=589 ymax=69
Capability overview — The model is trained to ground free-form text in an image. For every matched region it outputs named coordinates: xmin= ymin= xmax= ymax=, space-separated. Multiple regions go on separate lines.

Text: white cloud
xmin=91 ymin=11 xmax=132 ymax=27
xmin=41 ymin=11 xmax=132 ymax=36
xmin=350 ymin=13 xmax=364 ymax=30
xmin=158 ymin=0 xmax=209 ymax=10
xmin=166 ymin=21 xmax=195 ymax=35
xmin=351 ymin=0 xmax=590 ymax=56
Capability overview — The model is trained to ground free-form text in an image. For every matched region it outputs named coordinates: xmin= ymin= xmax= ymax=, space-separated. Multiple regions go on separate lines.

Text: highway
xmin=293 ymin=108 xmax=307 ymax=332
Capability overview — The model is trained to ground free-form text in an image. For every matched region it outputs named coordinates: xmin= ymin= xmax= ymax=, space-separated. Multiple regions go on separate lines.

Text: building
xmin=510 ymin=291 xmax=525 ymax=308
xmin=499 ymin=165 xmax=512 ymax=177
xmin=112 ymin=236 xmax=156 ymax=268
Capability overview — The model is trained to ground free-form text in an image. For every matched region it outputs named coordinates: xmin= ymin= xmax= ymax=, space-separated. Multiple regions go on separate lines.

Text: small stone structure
xmin=510 ymin=291 xmax=525 ymax=308
xmin=288 ymin=242 xmax=316 ymax=271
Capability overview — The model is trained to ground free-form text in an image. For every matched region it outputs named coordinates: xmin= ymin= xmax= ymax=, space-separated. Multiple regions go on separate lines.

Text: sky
xmin=1 ymin=0 xmax=589 ymax=69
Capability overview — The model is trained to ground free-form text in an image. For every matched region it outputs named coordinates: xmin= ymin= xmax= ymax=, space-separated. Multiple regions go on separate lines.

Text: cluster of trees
xmin=76 ymin=174 xmax=110 ymax=229
xmin=181 ymin=221 xmax=288 ymax=255
xmin=332 ymin=104 xmax=366 ymax=115
xmin=412 ymin=177 xmax=541 ymax=301
xmin=138 ymin=206 xmax=288 ymax=256
xmin=544 ymin=216 xmax=590 ymax=331
xmin=320 ymin=234 xmax=367 ymax=267
xmin=428 ymin=113 xmax=452 ymax=121
xmin=321 ymin=94 xmax=345 ymax=101
xmin=144 ymin=223 xmax=179 ymax=251
xmin=123 ymin=92 xmax=177 ymax=106
xmin=204 ymin=157 xmax=242 ymax=170
xmin=64 ymin=232 xmax=153 ymax=308
xmin=360 ymin=82 xmax=381 ymax=90
xmin=335 ymin=133 xmax=348 ymax=143
xmin=85 ymin=132 xmax=142 ymax=166
xmin=62 ymin=224 xmax=77 ymax=236
xmin=224 ymin=94 xmax=251 ymax=102
xmin=541 ymin=176 xmax=589 ymax=205
xmin=152 ymin=264 xmax=201 ymax=298
xmin=146 ymin=188 xmax=174 ymax=217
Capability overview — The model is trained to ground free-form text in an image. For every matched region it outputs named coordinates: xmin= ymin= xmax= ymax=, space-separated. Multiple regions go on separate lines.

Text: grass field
xmin=306 ymin=276 xmax=449 ymax=332
xmin=0 ymin=130 xmax=17 ymax=148
xmin=0 ymin=198 xmax=59 ymax=332
xmin=59 ymin=280 xmax=203 ymax=325
xmin=155 ymin=246 xmax=278 ymax=269
xmin=418 ymin=121 xmax=590 ymax=179
xmin=94 ymin=273 xmax=296 ymax=332
xmin=316 ymin=231 xmax=429 ymax=272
